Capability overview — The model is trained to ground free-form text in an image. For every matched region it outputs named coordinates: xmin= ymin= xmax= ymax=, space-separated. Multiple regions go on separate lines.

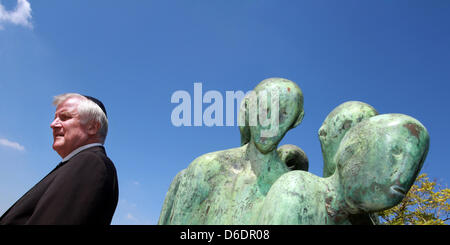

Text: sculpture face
xmin=336 ymin=114 xmax=429 ymax=213
xmin=319 ymin=101 xmax=378 ymax=177
xmin=277 ymin=144 xmax=308 ymax=171
xmin=247 ymin=78 xmax=304 ymax=154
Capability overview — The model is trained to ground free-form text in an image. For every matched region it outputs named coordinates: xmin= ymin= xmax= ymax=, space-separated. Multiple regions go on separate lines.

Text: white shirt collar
xmin=61 ymin=143 xmax=103 ymax=163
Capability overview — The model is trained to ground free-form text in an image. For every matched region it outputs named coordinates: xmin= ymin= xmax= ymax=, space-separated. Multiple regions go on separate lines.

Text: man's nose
xmin=50 ymin=118 xmax=61 ymax=129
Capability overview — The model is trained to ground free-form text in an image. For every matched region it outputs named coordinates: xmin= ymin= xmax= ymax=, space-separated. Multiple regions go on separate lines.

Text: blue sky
xmin=0 ymin=0 xmax=449 ymax=224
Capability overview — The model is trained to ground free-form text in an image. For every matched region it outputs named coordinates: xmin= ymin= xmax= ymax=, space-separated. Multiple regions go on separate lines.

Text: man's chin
xmin=52 ymin=142 xmax=64 ymax=153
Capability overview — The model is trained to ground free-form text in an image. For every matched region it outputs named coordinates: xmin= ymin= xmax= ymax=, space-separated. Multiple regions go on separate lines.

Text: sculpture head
xmin=319 ymin=101 xmax=378 ymax=177
xmin=335 ymin=114 xmax=429 ymax=213
xmin=239 ymin=78 xmax=304 ymax=154
xmin=277 ymin=144 xmax=309 ymax=171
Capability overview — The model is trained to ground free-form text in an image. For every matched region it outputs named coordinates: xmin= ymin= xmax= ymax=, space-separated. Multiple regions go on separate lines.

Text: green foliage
xmin=378 ymin=173 xmax=449 ymax=225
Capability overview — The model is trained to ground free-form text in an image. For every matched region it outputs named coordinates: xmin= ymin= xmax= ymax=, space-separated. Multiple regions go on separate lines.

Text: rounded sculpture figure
xmin=319 ymin=101 xmax=379 ymax=224
xmin=158 ymin=78 xmax=305 ymax=225
xmin=277 ymin=144 xmax=308 ymax=171
xmin=319 ymin=101 xmax=378 ymax=178
xmin=257 ymin=114 xmax=430 ymax=224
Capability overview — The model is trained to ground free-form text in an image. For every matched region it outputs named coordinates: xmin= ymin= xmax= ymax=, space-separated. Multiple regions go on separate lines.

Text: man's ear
xmin=87 ymin=121 xmax=101 ymax=136
xmin=291 ymin=111 xmax=305 ymax=129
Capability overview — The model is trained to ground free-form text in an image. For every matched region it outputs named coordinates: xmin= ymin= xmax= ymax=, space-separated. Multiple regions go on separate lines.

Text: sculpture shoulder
xmin=269 ymin=170 xmax=319 ymax=195
xmin=259 ymin=171 xmax=326 ymax=224
xmin=185 ymin=146 xmax=247 ymax=177
xmin=265 ymin=170 xmax=323 ymax=211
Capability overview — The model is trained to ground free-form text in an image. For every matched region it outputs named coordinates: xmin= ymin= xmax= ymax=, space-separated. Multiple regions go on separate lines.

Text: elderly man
xmin=0 ymin=93 xmax=118 ymax=225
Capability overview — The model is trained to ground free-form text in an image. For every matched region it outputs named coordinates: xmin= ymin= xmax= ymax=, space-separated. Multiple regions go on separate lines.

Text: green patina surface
xmin=158 ymin=78 xmax=305 ymax=225
xmin=277 ymin=144 xmax=308 ymax=171
xmin=158 ymin=79 xmax=430 ymax=225
xmin=319 ymin=101 xmax=378 ymax=178
xmin=258 ymin=113 xmax=429 ymax=224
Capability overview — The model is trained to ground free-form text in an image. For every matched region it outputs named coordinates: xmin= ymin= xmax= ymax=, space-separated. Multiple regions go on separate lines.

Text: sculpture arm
xmin=158 ymin=169 xmax=186 ymax=225
xmin=159 ymin=155 xmax=212 ymax=224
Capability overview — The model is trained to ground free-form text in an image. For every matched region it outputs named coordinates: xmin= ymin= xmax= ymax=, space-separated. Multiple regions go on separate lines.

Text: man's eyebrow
xmin=55 ymin=110 xmax=72 ymax=117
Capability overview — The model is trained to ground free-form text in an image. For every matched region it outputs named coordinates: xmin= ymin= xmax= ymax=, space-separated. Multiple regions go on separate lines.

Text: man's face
xmin=50 ymin=97 xmax=90 ymax=158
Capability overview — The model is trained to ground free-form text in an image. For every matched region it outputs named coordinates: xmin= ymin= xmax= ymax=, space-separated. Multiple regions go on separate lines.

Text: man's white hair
xmin=53 ymin=93 xmax=108 ymax=144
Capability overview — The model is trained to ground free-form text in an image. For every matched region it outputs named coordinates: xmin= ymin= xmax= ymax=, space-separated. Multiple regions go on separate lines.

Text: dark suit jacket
xmin=0 ymin=146 xmax=119 ymax=225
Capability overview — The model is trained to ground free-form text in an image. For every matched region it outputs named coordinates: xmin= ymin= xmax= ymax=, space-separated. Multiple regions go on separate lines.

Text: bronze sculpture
xmin=159 ymin=79 xmax=429 ymax=225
